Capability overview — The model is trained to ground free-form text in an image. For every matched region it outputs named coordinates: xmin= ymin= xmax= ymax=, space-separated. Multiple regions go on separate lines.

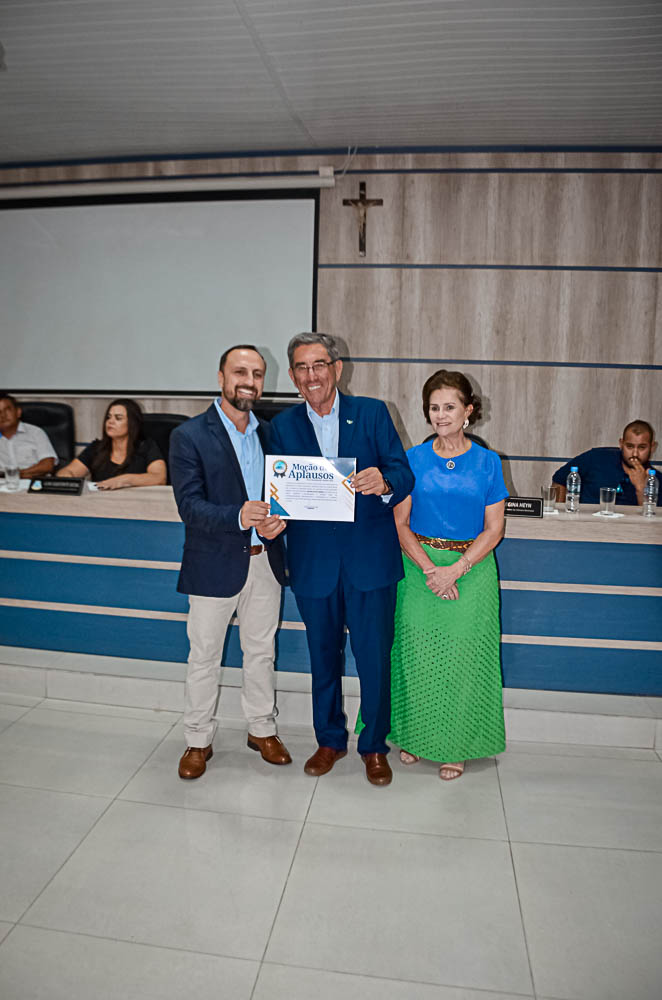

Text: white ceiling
xmin=1 ymin=0 xmax=661 ymax=164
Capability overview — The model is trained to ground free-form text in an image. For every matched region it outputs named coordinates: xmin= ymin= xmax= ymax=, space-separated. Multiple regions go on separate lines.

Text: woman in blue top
xmin=390 ymin=370 xmax=508 ymax=780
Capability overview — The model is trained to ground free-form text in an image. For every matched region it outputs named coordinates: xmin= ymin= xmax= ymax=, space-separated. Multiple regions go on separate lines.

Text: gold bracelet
xmin=458 ymin=555 xmax=472 ymax=575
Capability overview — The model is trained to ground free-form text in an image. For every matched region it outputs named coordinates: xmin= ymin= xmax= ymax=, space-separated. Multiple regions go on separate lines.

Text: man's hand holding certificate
xmin=265 ymin=455 xmax=356 ymax=521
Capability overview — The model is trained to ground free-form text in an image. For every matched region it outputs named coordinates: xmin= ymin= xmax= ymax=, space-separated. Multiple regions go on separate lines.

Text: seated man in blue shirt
xmin=553 ymin=419 xmax=661 ymax=506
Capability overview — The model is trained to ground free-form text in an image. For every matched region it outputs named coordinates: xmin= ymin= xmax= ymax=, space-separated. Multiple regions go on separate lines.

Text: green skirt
xmin=388 ymin=546 xmax=505 ymax=762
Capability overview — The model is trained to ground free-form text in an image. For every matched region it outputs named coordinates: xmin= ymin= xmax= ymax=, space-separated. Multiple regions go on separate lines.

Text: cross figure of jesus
xmin=343 ymin=181 xmax=383 ymax=257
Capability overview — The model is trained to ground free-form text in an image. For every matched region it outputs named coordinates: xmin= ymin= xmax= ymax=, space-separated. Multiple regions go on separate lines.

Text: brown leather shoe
xmin=304 ymin=746 xmax=347 ymax=776
xmin=178 ymin=745 xmax=213 ymax=779
xmin=362 ymin=753 xmax=392 ymax=786
xmin=247 ymin=734 xmax=292 ymax=765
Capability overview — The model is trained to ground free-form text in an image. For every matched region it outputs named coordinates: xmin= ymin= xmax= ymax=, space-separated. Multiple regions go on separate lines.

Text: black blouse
xmin=78 ymin=437 xmax=164 ymax=482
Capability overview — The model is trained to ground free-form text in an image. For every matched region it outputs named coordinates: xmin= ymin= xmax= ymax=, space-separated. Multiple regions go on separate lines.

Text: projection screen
xmin=0 ymin=192 xmax=317 ymax=395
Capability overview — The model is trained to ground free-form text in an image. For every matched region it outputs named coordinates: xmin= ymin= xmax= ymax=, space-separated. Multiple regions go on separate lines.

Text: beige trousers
xmin=184 ymin=551 xmax=281 ymax=747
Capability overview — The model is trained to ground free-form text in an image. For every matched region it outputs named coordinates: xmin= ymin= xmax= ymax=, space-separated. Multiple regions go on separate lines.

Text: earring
xmin=463 ymin=419 xmax=469 ymax=429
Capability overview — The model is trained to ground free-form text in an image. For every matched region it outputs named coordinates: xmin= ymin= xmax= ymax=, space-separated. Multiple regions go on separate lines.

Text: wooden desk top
xmin=1 ymin=486 xmax=661 ymax=544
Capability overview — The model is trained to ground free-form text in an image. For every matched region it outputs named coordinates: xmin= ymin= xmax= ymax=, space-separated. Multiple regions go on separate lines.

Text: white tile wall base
xmin=503 ymin=707 xmax=657 ymax=749
xmin=0 ymin=647 xmax=660 ymax=749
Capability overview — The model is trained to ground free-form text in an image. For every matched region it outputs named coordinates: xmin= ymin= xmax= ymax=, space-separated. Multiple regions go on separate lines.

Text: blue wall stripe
xmin=1 ymin=170 xmax=328 ymax=190
xmin=0 ymin=606 xmax=659 ymax=694
xmin=6 ymin=547 xmax=662 ymax=619
xmin=500 ymin=591 xmax=662 ymax=643
xmin=7 ymin=168 xmax=662 ymax=188
xmin=0 ymin=559 xmax=188 ymax=614
xmin=0 ymin=513 xmax=184 ymax=561
xmin=345 ymin=167 xmax=662 ymax=175
xmin=501 ymin=643 xmax=662 ymax=697
xmin=0 ymin=606 xmax=328 ymax=674
xmin=341 ymin=356 xmax=662 ymax=372
xmin=322 ymin=263 xmax=662 ymax=274
xmin=4 ymin=144 xmax=662 ymax=170
xmin=0 ymin=606 xmax=190 ymax=663
xmin=496 ymin=539 xmax=662 ymax=588
xmin=502 ymin=456 xmax=662 ymax=467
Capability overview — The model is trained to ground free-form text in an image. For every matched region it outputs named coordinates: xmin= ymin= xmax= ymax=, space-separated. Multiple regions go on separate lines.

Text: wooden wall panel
xmin=321 ymin=172 xmax=662 ymax=267
xmin=340 ymin=362 xmax=661 ymax=497
xmin=17 ymin=394 xmax=209 ymax=452
xmin=3 ymin=150 xmax=662 ymax=186
xmin=3 ymin=149 xmax=660 ymax=499
xmin=319 ymin=267 xmax=661 ymax=365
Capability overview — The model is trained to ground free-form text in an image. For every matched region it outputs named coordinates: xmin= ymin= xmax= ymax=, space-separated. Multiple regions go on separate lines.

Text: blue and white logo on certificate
xmin=266 ymin=455 xmax=356 ymax=521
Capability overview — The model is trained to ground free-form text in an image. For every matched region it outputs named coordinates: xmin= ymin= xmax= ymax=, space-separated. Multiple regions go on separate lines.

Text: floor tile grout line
xmin=249 ymin=775 xmax=319 ymax=1000
xmin=12 ymin=715 xmax=181 ymax=928
xmin=13 ymin=794 xmax=118 ymax=927
xmin=10 ymin=920 xmax=262 ymax=965
xmin=28 ymin=703 xmax=184 ymax=728
xmin=0 ymin=778 xmax=114 ymax=800
xmin=505 ymin=745 xmax=662 ymax=761
xmin=508 ymin=838 xmax=662 ymax=855
xmin=302 ymin=817 xmax=510 ymax=843
xmin=258 ymin=957 xmax=537 ymax=998
xmin=117 ymin=791 xmax=308 ymax=826
xmin=39 ymin=705 xmax=184 ymax=724
xmin=101 ymin=713 xmax=184 ymax=802
xmin=0 ymin=695 xmax=46 ymax=709
xmin=8 ymin=757 xmax=662 ymax=854
xmin=495 ymin=757 xmax=539 ymax=999
xmin=0 ymin=698 xmax=45 ymax=732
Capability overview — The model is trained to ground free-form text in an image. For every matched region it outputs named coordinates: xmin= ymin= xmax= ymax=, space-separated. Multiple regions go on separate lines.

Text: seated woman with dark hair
xmin=57 ymin=398 xmax=166 ymax=490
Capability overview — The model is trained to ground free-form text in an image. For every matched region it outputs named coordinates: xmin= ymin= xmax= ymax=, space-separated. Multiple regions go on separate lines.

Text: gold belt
xmin=414 ymin=534 xmax=472 ymax=553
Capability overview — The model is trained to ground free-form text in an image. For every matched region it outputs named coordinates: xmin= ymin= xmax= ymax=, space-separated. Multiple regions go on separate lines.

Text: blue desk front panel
xmin=495 ymin=537 xmax=661 ymax=588
xmin=0 ymin=512 xmax=185 ymax=562
xmin=1 ymin=513 xmax=660 ymax=694
xmin=0 ymin=606 xmax=349 ymax=674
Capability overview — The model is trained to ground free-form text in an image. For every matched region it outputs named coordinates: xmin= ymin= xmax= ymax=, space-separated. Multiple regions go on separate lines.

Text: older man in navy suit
xmin=270 ymin=333 xmax=414 ymax=786
xmin=169 ymin=345 xmax=290 ymax=779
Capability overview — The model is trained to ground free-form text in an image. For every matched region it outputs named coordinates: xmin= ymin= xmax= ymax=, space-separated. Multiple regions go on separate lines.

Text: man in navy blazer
xmin=270 ymin=333 xmax=414 ymax=786
xmin=169 ymin=345 xmax=291 ymax=779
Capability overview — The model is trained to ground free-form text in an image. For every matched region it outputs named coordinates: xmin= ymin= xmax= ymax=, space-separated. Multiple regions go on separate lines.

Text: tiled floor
xmin=0 ymin=692 xmax=661 ymax=1000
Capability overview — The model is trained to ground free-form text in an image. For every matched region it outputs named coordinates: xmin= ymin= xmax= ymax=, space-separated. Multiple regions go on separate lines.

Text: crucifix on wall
xmin=343 ymin=181 xmax=383 ymax=256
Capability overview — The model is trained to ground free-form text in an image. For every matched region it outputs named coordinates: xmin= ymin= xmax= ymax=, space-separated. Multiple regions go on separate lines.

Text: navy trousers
xmin=295 ymin=574 xmax=397 ymax=755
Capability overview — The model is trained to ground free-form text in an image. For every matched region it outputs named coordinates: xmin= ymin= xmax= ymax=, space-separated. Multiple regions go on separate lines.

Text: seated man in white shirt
xmin=0 ymin=393 xmax=57 ymax=479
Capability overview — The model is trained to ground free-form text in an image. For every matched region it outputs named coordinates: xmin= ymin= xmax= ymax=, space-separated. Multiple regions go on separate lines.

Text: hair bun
xmin=469 ymin=394 xmax=483 ymax=424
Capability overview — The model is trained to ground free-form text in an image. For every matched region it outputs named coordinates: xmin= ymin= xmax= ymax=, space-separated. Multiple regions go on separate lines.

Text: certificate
xmin=265 ymin=455 xmax=356 ymax=521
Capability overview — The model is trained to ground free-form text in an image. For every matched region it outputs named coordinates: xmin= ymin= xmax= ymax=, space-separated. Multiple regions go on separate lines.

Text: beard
xmin=224 ymin=388 xmax=257 ymax=411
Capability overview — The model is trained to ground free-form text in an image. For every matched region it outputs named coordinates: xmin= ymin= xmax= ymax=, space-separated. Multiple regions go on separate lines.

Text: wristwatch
xmin=382 ymin=477 xmax=394 ymax=495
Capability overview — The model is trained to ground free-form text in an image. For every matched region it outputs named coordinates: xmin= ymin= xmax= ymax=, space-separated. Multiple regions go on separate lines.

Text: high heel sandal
xmin=399 ymin=749 xmax=421 ymax=765
xmin=439 ymin=761 xmax=465 ymax=781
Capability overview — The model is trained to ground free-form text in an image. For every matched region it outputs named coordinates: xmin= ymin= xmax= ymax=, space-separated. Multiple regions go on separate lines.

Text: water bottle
xmin=642 ymin=469 xmax=659 ymax=517
xmin=565 ymin=467 xmax=581 ymax=513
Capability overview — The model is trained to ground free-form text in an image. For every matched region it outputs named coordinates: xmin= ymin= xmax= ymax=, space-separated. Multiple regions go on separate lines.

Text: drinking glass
xmin=541 ymin=484 xmax=557 ymax=513
xmin=599 ymin=486 xmax=616 ymax=516
xmin=2 ymin=466 xmax=20 ymax=491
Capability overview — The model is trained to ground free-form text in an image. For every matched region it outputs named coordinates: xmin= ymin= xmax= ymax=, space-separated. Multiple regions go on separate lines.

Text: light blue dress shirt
xmin=215 ymin=398 xmax=263 ymax=544
xmin=305 ymin=391 xmax=391 ymax=501
xmin=305 ymin=391 xmax=339 ymax=458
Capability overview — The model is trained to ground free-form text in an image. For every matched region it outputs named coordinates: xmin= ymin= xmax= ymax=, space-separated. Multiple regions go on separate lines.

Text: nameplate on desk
xmin=505 ymin=497 xmax=543 ymax=518
xmin=28 ymin=478 xmax=84 ymax=496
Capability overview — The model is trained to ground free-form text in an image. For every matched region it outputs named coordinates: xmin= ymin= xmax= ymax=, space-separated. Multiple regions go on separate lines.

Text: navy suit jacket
xmin=169 ymin=404 xmax=286 ymax=598
xmin=269 ymin=392 xmax=414 ymax=598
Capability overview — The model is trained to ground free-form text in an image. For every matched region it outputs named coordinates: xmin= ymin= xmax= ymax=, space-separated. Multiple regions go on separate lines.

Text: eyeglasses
xmin=292 ymin=360 xmax=336 ymax=375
